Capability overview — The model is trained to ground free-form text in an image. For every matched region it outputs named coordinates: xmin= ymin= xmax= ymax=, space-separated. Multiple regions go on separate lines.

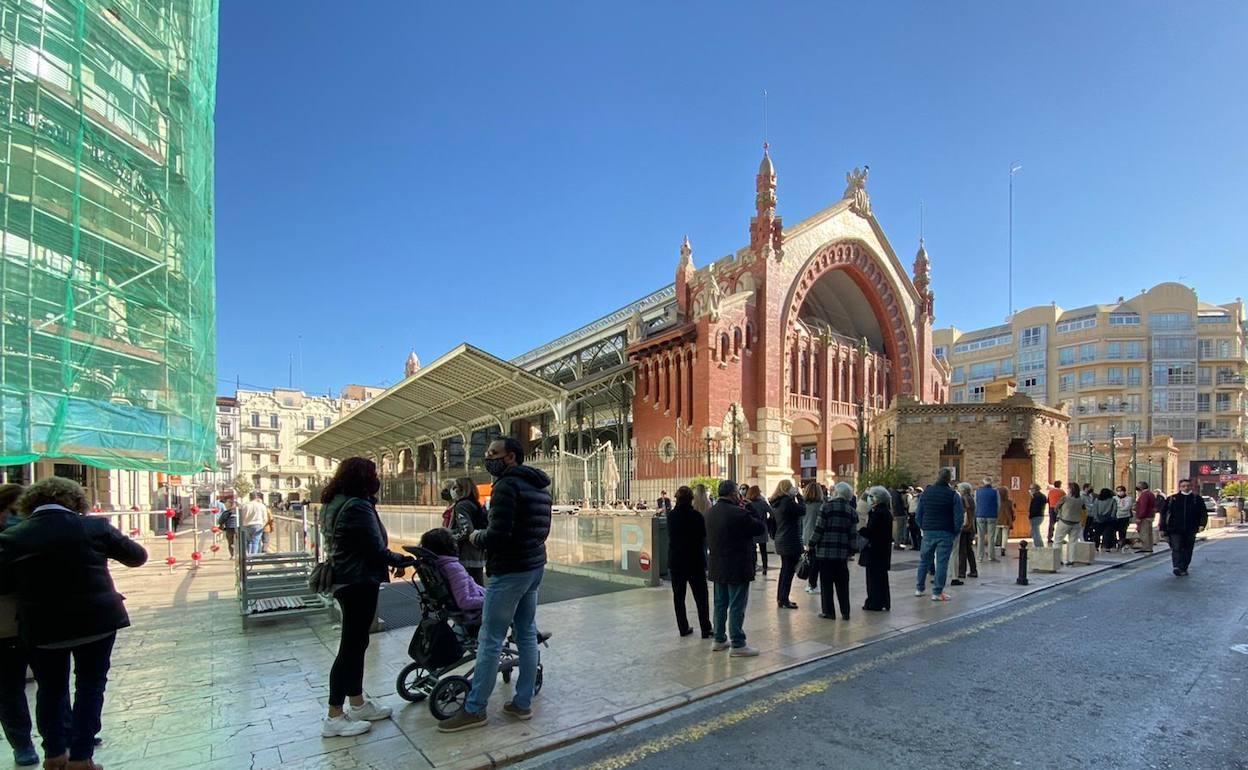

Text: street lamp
xmin=1109 ymin=424 xmax=1117 ymax=488
xmin=1086 ymin=438 xmax=1094 ymax=485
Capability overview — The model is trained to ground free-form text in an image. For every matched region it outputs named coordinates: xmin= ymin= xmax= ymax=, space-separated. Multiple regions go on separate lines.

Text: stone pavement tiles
xmin=72 ymin=531 xmax=1221 ymax=770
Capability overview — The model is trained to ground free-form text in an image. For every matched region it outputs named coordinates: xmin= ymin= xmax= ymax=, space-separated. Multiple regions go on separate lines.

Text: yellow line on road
xmin=578 ymin=594 xmax=1065 ymax=770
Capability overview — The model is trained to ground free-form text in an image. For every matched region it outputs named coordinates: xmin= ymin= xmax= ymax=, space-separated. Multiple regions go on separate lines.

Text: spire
xmin=679 ymin=234 xmax=693 ymax=268
xmin=404 ymin=351 xmax=421 ymax=378
xmin=913 ymin=239 xmax=934 ymax=318
xmin=750 ymin=143 xmax=783 ymax=261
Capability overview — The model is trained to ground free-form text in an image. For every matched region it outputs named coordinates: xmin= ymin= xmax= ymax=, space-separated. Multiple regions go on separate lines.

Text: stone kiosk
xmin=872 ymin=380 xmax=1070 ymax=543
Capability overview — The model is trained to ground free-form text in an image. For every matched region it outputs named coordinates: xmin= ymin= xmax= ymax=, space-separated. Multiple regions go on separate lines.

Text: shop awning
xmin=299 ymin=345 xmax=573 ymax=460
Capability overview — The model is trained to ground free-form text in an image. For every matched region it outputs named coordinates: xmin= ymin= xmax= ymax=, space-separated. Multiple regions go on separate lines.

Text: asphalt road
xmin=523 ymin=533 xmax=1248 ymax=770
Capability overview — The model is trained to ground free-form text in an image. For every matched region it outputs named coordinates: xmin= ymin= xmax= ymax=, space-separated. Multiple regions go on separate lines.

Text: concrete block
xmin=1028 ymin=546 xmax=1062 ymax=573
xmin=1208 ymin=516 xmax=1226 ymax=529
xmin=1072 ymin=541 xmax=1097 ymax=565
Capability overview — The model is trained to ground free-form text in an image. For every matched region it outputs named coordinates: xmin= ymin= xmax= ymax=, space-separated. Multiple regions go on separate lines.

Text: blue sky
xmin=214 ymin=1 xmax=1247 ymax=396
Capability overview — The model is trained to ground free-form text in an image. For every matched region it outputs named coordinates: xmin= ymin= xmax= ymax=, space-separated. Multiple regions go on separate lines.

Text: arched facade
xmin=628 ymin=152 xmax=946 ymax=491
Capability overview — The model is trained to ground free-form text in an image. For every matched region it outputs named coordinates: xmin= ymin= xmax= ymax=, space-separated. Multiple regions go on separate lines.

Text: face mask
xmin=1117 ymin=492 xmax=1126 ymax=498
xmin=1180 ymin=489 xmax=1191 ymax=495
xmin=484 ymin=457 xmax=508 ymax=478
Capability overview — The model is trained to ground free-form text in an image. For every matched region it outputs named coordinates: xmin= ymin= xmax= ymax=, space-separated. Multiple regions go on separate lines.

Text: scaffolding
xmin=0 ymin=0 xmax=217 ymax=473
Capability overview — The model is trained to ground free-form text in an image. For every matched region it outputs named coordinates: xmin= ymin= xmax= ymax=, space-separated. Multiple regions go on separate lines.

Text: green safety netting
xmin=0 ymin=0 xmax=217 ymax=473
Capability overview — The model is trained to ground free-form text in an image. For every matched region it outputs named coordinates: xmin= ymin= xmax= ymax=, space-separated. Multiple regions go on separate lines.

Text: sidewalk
xmin=91 ymin=527 xmax=1238 ymax=770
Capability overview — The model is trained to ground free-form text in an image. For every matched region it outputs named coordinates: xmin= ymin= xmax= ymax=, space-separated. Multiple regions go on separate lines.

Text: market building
xmin=302 ymin=149 xmax=948 ymax=503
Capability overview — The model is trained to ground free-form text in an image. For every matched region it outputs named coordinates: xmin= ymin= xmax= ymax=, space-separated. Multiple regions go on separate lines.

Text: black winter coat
xmin=705 ymin=499 xmax=766 ymax=584
xmin=0 ymin=505 xmax=148 ymax=647
xmin=1160 ymin=493 xmax=1207 ymax=534
xmin=324 ymin=495 xmax=406 ymax=586
xmin=666 ymin=501 xmax=707 ymax=574
xmin=770 ymin=494 xmax=805 ymax=557
xmin=477 ymin=464 xmax=552 ymax=576
xmin=859 ymin=503 xmax=893 ymax=569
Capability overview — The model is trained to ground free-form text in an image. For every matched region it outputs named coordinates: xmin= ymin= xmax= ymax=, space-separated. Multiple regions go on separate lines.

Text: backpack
xmin=408 ymin=617 xmax=463 ymax=668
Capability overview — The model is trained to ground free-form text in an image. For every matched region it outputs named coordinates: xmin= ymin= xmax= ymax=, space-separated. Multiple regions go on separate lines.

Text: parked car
xmin=1202 ymin=495 xmax=1217 ymax=513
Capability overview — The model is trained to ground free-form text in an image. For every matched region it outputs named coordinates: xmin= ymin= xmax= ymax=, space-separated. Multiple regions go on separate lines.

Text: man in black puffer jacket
xmin=439 ymin=437 xmax=551 ymax=733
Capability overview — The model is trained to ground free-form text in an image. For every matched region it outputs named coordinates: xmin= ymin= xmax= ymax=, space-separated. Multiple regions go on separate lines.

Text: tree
xmin=856 ymin=466 xmax=917 ymax=494
xmin=1222 ymin=480 xmax=1248 ymax=498
xmin=689 ymin=476 xmax=722 ymax=495
xmin=232 ymin=473 xmax=252 ymax=498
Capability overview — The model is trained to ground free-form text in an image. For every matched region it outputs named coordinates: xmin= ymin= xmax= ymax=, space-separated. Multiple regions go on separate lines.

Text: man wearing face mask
xmin=438 ymin=437 xmax=552 ymax=733
xmin=1159 ymin=478 xmax=1207 ymax=577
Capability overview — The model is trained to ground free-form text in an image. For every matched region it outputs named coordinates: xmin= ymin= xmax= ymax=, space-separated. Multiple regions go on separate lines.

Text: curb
xmin=440 ymin=530 xmax=1236 ymax=769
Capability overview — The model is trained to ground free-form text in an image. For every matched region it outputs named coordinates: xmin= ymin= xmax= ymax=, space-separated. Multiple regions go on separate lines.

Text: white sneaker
xmin=322 ymin=714 xmax=372 ymax=737
xmin=805 ymin=586 xmax=819 ymax=594
xmin=914 ymin=589 xmax=925 ymax=596
xmin=729 ymin=645 xmax=760 ymax=657
xmin=711 ymin=640 xmax=731 ymax=652
xmin=346 ymin=700 xmax=392 ymax=722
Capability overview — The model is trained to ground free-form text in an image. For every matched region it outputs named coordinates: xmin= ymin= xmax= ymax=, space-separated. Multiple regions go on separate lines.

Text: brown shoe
xmin=502 ymin=701 xmax=532 ymax=720
xmin=42 ymin=754 xmax=69 ymax=770
xmin=65 ymin=761 xmax=103 ymax=770
xmin=436 ymin=708 xmax=487 ymax=733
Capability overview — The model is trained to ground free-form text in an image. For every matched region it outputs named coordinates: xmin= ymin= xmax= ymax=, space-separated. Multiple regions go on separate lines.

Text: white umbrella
xmin=601 ymin=442 xmax=621 ymax=505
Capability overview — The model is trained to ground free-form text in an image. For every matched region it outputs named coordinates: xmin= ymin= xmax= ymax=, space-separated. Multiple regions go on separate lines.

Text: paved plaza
xmin=81 ymin=530 xmax=1227 ymax=770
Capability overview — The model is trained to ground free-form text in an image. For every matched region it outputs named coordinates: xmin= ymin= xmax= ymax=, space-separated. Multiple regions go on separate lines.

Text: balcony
xmin=1078 ymin=378 xmax=1129 ymax=392
xmin=1214 ymin=374 xmax=1246 ymax=388
xmin=1199 ymin=347 xmax=1244 ymax=362
xmin=788 ymin=393 xmax=820 ymax=415
xmin=248 ymin=423 xmax=282 ymax=432
xmin=1074 ymin=402 xmax=1138 ymax=416
xmin=1198 ymin=427 xmax=1238 ymax=440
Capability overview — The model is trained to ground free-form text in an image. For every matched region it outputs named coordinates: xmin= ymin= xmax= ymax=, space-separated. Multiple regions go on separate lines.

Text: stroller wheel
xmin=535 ymin=664 xmax=544 ymax=695
xmin=396 ymin=662 xmax=435 ymax=703
xmin=430 ymin=675 xmax=472 ymax=721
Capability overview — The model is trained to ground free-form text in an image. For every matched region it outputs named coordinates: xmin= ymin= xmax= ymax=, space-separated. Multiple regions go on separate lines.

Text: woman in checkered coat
xmin=806 ymin=482 xmax=859 ymax=620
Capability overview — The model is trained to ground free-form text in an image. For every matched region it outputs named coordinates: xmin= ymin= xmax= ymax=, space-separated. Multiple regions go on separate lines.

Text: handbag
xmin=409 ymin=617 xmax=464 ymax=668
xmin=307 ymin=497 xmax=354 ymax=593
xmin=795 ymin=550 xmax=813 ymax=581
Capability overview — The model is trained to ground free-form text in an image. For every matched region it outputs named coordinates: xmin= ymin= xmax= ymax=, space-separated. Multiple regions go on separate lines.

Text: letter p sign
xmin=619 ymin=523 xmax=645 ymax=570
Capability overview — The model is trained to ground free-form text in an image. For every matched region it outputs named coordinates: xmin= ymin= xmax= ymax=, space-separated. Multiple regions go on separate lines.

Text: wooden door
xmin=1000 ymin=458 xmax=1034 ymax=538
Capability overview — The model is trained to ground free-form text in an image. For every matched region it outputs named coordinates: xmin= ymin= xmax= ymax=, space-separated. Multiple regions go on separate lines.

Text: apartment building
xmin=236 ymin=389 xmax=341 ymax=504
xmin=934 ymin=283 xmax=1248 ymax=471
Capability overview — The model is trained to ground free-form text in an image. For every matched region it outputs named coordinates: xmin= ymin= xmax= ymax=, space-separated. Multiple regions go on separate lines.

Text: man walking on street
xmin=975 ymin=478 xmax=1000 ymax=564
xmin=240 ymin=492 xmax=268 ymax=555
xmin=1159 ymin=478 xmax=1206 ymax=577
xmin=439 ymin=437 xmax=552 ymax=732
xmin=1133 ymin=481 xmax=1156 ymax=554
xmin=705 ymin=480 xmax=767 ymax=657
xmin=915 ymin=468 xmax=964 ymax=602
xmin=1046 ymin=481 xmax=1065 ymax=546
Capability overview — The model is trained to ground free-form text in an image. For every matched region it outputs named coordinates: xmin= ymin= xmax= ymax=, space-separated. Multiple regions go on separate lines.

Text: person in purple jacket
xmin=420 ymin=528 xmax=485 ymax=623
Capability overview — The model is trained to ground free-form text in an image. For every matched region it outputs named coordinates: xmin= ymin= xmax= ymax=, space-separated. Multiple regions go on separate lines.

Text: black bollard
xmin=1016 ymin=540 xmax=1029 ymax=586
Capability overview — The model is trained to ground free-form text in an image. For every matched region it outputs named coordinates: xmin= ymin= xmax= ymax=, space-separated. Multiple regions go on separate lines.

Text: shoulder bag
xmin=795 ymin=550 xmax=813 ymax=581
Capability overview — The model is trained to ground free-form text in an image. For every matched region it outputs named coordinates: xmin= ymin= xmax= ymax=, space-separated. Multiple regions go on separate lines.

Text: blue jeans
xmin=1029 ymin=516 xmax=1045 ymax=548
xmin=28 ymin=633 xmax=115 ymax=761
xmin=244 ymin=525 xmax=264 ymax=554
xmin=712 ymin=582 xmax=749 ymax=647
xmin=465 ymin=567 xmax=543 ymax=714
xmin=916 ymin=530 xmax=954 ymax=595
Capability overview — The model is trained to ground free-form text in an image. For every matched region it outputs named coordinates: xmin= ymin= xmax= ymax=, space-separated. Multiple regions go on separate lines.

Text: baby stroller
xmin=394 ymin=545 xmax=550 ymax=721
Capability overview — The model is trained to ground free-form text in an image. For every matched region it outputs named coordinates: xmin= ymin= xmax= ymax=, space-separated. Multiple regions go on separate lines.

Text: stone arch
xmin=782 ymin=240 xmax=917 ymax=396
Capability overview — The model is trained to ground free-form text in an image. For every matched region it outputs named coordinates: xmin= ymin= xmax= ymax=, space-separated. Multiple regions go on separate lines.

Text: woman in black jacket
xmin=319 ymin=458 xmax=407 ymax=738
xmin=745 ymin=486 xmax=772 ymax=575
xmin=769 ymin=480 xmax=805 ymax=609
xmin=666 ymin=487 xmax=712 ymax=638
xmin=860 ymin=486 xmax=894 ymax=611
xmin=449 ymin=477 xmax=486 ymax=585
xmin=0 ymin=477 xmax=147 ymax=770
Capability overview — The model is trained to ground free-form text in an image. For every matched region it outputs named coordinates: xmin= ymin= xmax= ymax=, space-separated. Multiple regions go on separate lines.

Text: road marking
xmin=1231 ymin=644 xmax=1248 ymax=656
xmin=577 ymin=595 xmax=1064 ymax=770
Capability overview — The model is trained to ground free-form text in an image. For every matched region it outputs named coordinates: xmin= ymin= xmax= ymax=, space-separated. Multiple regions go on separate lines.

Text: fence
xmin=1067 ymin=450 xmax=1164 ymax=491
xmin=361 ymin=445 xmax=738 ymax=508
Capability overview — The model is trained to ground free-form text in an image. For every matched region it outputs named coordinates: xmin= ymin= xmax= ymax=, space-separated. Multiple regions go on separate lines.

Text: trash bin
xmin=654 ymin=515 xmax=669 ymax=580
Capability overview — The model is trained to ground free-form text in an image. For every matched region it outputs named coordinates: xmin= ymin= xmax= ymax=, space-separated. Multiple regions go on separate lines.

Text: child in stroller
xmin=395 ymin=530 xmax=550 ymax=721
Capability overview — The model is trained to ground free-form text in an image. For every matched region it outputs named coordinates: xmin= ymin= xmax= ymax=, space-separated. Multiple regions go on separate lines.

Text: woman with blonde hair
xmin=692 ymin=484 xmax=712 ymax=515
xmin=0 ymin=477 xmax=147 ymax=770
xmin=769 ymin=479 xmax=805 ymax=609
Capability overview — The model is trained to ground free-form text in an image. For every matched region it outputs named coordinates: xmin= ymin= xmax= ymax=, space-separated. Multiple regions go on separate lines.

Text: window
xmin=305 ymin=416 xmax=314 ymax=431
xmin=1126 ymin=341 xmax=1143 ymax=358
xmin=250 ymin=453 xmax=260 ymax=465
xmin=1079 ymin=370 xmax=1096 ymax=388
xmin=1198 ymin=393 xmax=1211 ymax=413
xmin=1218 ymin=339 xmax=1235 ymax=358
xmin=270 ymin=454 xmax=279 ymax=465
xmin=1198 ymin=339 xmax=1214 ymax=359
xmin=1079 ymin=343 xmax=1097 ymax=362
xmin=1107 ymin=367 xmax=1123 ymax=385
xmin=288 ymin=477 xmax=299 ymax=489
xmin=953 ymin=332 xmax=1012 ymax=354
xmin=934 ymin=346 xmax=947 ymax=360
xmin=1107 ymin=342 xmax=1122 ymax=359
xmin=1152 ymin=363 xmax=1195 ymax=385
xmin=1058 ymin=347 xmax=1076 ymax=366
xmin=1109 ymin=313 xmax=1141 ymax=326
xmin=219 ymin=422 xmax=232 ymax=438
xmin=1018 ymin=349 xmax=1045 ymax=372
xmin=951 ymin=367 xmax=965 ymax=384
xmin=968 ymin=385 xmax=986 ymax=403
xmin=269 ymin=414 xmax=279 ymax=429
xmin=1000 ymin=357 xmax=1014 ymax=376
xmin=270 ymin=475 xmax=279 ymax=489
xmin=1152 ymin=336 xmax=1196 ymax=359
xmin=1152 ymin=389 xmax=1196 ymax=413
xmin=1127 ymin=367 xmax=1142 ymax=386
xmin=323 ymin=417 xmax=333 ymax=428
xmin=1125 ymin=394 xmax=1141 ymax=413
xmin=252 ymin=474 xmax=260 ymax=488
xmin=1058 ymin=373 xmax=1075 ymax=392
xmin=1126 ymin=420 xmax=1142 ymax=434
xmin=250 ymin=412 xmax=259 ymax=427
xmin=1020 ymin=375 xmax=1044 ymax=390
xmin=1150 ymin=313 xmax=1193 ymax=331
xmin=952 ymin=389 xmax=965 ymax=403
xmin=1216 ymin=393 xmax=1232 ymax=412
xmin=1021 ymin=326 xmax=1044 ymax=348
xmin=1057 ymin=315 xmax=1097 ymax=333
xmin=221 ymin=446 xmax=233 ymax=462
xmin=1077 ymin=395 xmax=1097 ymax=413
xmin=1199 ymin=313 xmax=1232 ymax=324
xmin=1152 ymin=416 xmax=1196 ymax=440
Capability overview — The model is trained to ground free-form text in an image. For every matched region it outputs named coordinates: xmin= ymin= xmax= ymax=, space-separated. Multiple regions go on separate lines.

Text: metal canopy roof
xmin=299 ymin=344 xmax=570 ymax=460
